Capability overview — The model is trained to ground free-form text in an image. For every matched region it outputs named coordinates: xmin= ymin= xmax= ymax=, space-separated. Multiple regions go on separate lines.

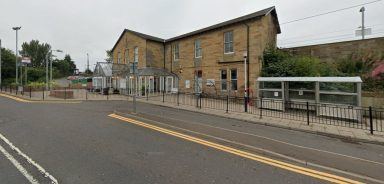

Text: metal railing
xmin=143 ymin=92 xmax=383 ymax=134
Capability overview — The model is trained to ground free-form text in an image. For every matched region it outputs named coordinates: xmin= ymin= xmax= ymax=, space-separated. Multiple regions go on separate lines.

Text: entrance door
xmin=166 ymin=76 xmax=173 ymax=93
xmin=195 ymin=70 xmax=202 ymax=93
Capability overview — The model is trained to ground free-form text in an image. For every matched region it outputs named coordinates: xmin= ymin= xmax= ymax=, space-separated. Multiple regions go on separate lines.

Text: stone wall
xmin=283 ymin=37 xmax=384 ymax=63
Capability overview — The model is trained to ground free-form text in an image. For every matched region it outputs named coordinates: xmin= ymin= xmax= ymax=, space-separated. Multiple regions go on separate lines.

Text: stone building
xmin=110 ymin=6 xmax=280 ymax=97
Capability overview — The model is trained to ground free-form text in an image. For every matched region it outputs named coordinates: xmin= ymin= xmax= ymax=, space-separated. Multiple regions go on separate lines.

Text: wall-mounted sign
xmin=185 ymin=80 xmax=190 ymax=89
xmin=299 ymin=90 xmax=304 ymax=96
xmin=274 ymin=91 xmax=279 ymax=97
xmin=206 ymin=79 xmax=215 ymax=86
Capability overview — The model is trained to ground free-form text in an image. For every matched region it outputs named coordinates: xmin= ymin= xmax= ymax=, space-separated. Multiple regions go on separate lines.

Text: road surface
xmin=0 ymin=95 xmax=383 ymax=183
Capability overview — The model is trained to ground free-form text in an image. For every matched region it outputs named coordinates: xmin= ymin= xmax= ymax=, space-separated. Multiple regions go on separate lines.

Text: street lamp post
xmin=0 ymin=39 xmax=2 ymax=87
xmin=243 ymin=52 xmax=248 ymax=112
xmin=12 ymin=27 xmax=21 ymax=85
xmin=46 ymin=49 xmax=62 ymax=90
xmin=360 ymin=7 xmax=366 ymax=40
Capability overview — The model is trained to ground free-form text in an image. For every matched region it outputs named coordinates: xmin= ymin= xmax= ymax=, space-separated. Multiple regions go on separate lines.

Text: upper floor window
xmin=224 ymin=31 xmax=234 ymax=54
xmin=194 ymin=39 xmax=202 ymax=58
xmin=117 ymin=52 xmax=121 ymax=64
xmin=124 ymin=49 xmax=129 ymax=64
xmin=134 ymin=47 xmax=138 ymax=63
xmin=173 ymin=43 xmax=180 ymax=60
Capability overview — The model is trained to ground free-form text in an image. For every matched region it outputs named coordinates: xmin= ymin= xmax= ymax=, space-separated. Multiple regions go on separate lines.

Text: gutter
xmin=244 ymin=22 xmax=250 ymax=98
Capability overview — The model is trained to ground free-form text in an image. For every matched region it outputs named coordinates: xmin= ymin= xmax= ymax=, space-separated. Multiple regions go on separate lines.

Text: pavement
xmin=0 ymin=94 xmax=384 ymax=183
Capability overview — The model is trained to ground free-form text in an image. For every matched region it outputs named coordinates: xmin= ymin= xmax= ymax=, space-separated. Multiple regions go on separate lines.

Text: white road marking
xmin=0 ymin=144 xmax=39 ymax=184
xmin=0 ymin=132 xmax=58 ymax=184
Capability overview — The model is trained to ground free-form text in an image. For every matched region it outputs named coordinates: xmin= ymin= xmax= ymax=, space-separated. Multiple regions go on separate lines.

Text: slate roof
xmin=111 ymin=6 xmax=280 ymax=52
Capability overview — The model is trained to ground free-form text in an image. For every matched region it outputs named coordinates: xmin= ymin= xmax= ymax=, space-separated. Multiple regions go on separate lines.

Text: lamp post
xmin=12 ymin=26 xmax=21 ymax=85
xmin=243 ymin=52 xmax=248 ymax=112
xmin=46 ymin=49 xmax=62 ymax=90
xmin=0 ymin=39 xmax=2 ymax=87
xmin=359 ymin=7 xmax=366 ymax=40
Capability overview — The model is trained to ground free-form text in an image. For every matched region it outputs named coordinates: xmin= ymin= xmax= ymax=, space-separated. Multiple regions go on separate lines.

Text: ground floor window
xmin=221 ymin=69 xmax=227 ymax=91
xmin=231 ymin=69 xmax=237 ymax=90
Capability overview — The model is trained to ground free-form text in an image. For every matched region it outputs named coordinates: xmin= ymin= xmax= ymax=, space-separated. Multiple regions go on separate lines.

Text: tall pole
xmin=0 ymin=39 xmax=2 ymax=87
xmin=46 ymin=51 xmax=49 ymax=90
xmin=87 ymin=53 xmax=89 ymax=72
xmin=12 ymin=27 xmax=21 ymax=85
xmin=243 ymin=52 xmax=248 ymax=112
xmin=360 ymin=7 xmax=365 ymax=40
xmin=50 ymin=52 xmax=52 ymax=89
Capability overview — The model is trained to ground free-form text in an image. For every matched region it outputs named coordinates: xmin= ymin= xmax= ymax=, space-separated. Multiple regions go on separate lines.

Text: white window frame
xmin=125 ymin=49 xmax=129 ymax=64
xmin=194 ymin=40 xmax=202 ymax=58
xmin=134 ymin=47 xmax=138 ymax=63
xmin=220 ymin=69 xmax=228 ymax=91
xmin=173 ymin=43 xmax=180 ymax=61
xmin=117 ymin=52 xmax=121 ymax=64
xmin=224 ymin=31 xmax=234 ymax=54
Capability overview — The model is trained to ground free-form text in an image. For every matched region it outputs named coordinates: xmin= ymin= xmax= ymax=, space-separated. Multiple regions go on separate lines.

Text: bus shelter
xmin=257 ymin=77 xmax=362 ymax=119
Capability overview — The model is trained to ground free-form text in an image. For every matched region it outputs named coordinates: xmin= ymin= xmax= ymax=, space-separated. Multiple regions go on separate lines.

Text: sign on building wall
xmin=185 ymin=80 xmax=190 ymax=89
xmin=206 ymin=79 xmax=215 ymax=86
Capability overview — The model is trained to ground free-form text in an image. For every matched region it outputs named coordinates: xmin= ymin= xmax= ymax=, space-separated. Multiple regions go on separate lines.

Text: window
xmin=194 ymin=39 xmax=202 ymax=58
xmin=224 ymin=31 xmax=233 ymax=53
xmin=117 ymin=52 xmax=121 ymax=64
xmin=134 ymin=47 xmax=138 ymax=63
xmin=230 ymin=69 xmax=237 ymax=90
xmin=221 ymin=70 xmax=227 ymax=91
xmin=173 ymin=43 xmax=179 ymax=60
xmin=124 ymin=49 xmax=129 ymax=64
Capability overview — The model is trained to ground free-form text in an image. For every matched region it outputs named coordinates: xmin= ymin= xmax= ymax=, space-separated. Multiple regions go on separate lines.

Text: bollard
xmin=260 ymin=98 xmax=263 ymax=119
xmin=85 ymin=90 xmax=88 ymax=100
xmin=199 ymin=93 xmax=202 ymax=109
xmin=369 ymin=106 xmax=373 ymax=135
xmin=177 ymin=91 xmax=180 ymax=106
xmin=226 ymin=95 xmax=229 ymax=113
xmin=64 ymin=87 xmax=67 ymax=100
xmin=42 ymin=87 xmax=45 ymax=100
xmin=29 ymin=87 xmax=32 ymax=99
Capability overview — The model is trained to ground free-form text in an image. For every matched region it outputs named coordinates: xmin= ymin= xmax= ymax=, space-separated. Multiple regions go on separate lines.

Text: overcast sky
xmin=0 ymin=0 xmax=383 ymax=71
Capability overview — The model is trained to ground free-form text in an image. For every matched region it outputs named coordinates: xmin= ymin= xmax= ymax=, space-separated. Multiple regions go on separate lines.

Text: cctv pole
xmin=87 ymin=53 xmax=89 ymax=72
xmin=360 ymin=7 xmax=365 ymax=40
xmin=50 ymin=52 xmax=53 ymax=89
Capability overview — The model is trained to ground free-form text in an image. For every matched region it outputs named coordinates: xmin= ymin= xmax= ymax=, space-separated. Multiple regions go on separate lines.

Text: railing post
xmin=260 ymin=98 xmax=263 ymax=119
xmin=307 ymin=101 xmax=310 ymax=125
xmin=199 ymin=93 xmax=202 ymax=109
xmin=177 ymin=91 xmax=180 ymax=106
xmin=29 ymin=86 xmax=32 ymax=99
xmin=226 ymin=95 xmax=229 ymax=113
xmin=42 ymin=87 xmax=45 ymax=100
xmin=244 ymin=96 xmax=248 ymax=113
xmin=64 ymin=87 xmax=67 ymax=100
xmin=369 ymin=106 xmax=374 ymax=135
xmin=85 ymin=89 xmax=88 ymax=100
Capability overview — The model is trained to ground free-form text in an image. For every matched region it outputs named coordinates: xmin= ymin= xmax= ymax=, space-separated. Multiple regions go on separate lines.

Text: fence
xmin=1 ymin=85 xmax=382 ymax=134
xmin=144 ymin=92 xmax=383 ymax=134
xmin=0 ymin=85 xmax=129 ymax=101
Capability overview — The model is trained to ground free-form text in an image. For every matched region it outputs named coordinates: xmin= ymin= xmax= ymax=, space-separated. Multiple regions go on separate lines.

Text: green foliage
xmin=1 ymin=48 xmax=16 ymax=84
xmin=262 ymin=47 xmax=335 ymax=77
xmin=52 ymin=54 xmax=76 ymax=78
xmin=106 ymin=50 xmax=113 ymax=62
xmin=20 ymin=40 xmax=51 ymax=67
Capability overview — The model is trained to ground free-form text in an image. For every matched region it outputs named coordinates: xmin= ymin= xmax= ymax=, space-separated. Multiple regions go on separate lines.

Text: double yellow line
xmin=0 ymin=93 xmax=80 ymax=104
xmin=109 ymin=113 xmax=362 ymax=184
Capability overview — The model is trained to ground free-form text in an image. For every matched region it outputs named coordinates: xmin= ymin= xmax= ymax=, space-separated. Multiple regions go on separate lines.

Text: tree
xmin=106 ymin=50 xmax=113 ymax=62
xmin=0 ymin=48 xmax=16 ymax=84
xmin=52 ymin=54 xmax=77 ymax=77
xmin=20 ymin=40 xmax=51 ymax=67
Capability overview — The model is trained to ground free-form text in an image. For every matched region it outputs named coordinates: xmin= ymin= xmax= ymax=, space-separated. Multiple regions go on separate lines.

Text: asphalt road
xmin=0 ymin=96 xmax=383 ymax=183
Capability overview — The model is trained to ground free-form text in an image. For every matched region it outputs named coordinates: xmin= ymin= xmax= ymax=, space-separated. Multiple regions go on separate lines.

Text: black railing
xmin=144 ymin=92 xmax=384 ymax=134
